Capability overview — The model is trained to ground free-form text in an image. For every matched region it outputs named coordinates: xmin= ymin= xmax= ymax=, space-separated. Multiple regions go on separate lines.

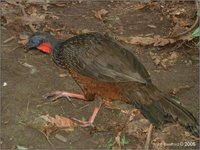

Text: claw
xmin=43 ymin=91 xmax=66 ymax=102
xmin=43 ymin=91 xmax=85 ymax=108
xmin=72 ymin=118 xmax=94 ymax=127
xmin=72 ymin=105 xmax=101 ymax=128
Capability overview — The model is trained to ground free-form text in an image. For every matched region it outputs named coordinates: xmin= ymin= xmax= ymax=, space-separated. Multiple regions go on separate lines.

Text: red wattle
xmin=37 ymin=42 xmax=52 ymax=54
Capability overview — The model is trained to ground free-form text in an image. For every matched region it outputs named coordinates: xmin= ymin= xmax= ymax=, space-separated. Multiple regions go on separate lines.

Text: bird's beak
xmin=24 ymin=42 xmax=37 ymax=53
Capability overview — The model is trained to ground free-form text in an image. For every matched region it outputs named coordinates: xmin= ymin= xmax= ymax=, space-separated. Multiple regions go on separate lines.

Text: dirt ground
xmin=1 ymin=1 xmax=199 ymax=150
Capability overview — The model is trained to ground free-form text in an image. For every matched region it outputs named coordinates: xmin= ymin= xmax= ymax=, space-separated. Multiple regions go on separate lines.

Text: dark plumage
xmin=25 ymin=32 xmax=199 ymax=137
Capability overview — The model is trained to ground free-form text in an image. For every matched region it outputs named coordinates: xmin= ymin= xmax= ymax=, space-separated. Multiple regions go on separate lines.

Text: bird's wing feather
xmin=61 ymin=33 xmax=151 ymax=84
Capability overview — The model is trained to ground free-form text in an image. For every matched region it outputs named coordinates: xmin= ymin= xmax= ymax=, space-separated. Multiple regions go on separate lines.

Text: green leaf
xmin=197 ymin=10 xmax=200 ymax=16
xmin=196 ymin=42 xmax=200 ymax=47
xmin=81 ymin=117 xmax=86 ymax=122
xmin=106 ymin=138 xmax=114 ymax=150
xmin=17 ymin=145 xmax=28 ymax=150
xmin=120 ymin=135 xmax=129 ymax=146
xmin=192 ymin=27 xmax=200 ymax=38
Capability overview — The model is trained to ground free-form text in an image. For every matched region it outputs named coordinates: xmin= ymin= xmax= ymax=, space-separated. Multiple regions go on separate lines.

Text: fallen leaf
xmin=29 ymin=115 xmax=76 ymax=137
xmin=27 ymin=0 xmax=45 ymax=3
xmin=114 ymin=132 xmax=121 ymax=147
xmin=19 ymin=39 xmax=28 ymax=45
xmin=178 ymin=32 xmax=193 ymax=41
xmin=41 ymin=115 xmax=76 ymax=132
xmin=119 ymin=32 xmax=193 ymax=47
xmin=17 ymin=15 xmax=45 ymax=25
xmin=81 ymin=29 xmax=93 ymax=34
xmin=171 ymin=8 xmax=185 ymax=16
xmin=132 ymin=3 xmax=147 ymax=10
xmin=170 ymin=16 xmax=192 ymax=37
xmin=19 ymin=34 xmax=29 ymax=40
xmin=151 ymin=137 xmax=166 ymax=150
xmin=119 ymin=35 xmax=176 ymax=46
xmin=17 ymin=145 xmax=28 ymax=150
xmin=150 ymin=51 xmax=179 ymax=69
xmin=95 ymin=9 xmax=108 ymax=20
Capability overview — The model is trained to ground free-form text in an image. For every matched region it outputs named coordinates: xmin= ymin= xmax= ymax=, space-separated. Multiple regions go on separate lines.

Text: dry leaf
xmin=119 ymin=35 xmax=176 ymax=46
xmin=152 ymin=137 xmax=166 ymax=150
xmin=29 ymin=115 xmax=76 ymax=137
xmin=114 ymin=132 xmax=121 ymax=147
xmin=18 ymin=15 xmax=45 ymax=25
xmin=41 ymin=115 xmax=76 ymax=131
xmin=177 ymin=32 xmax=193 ymax=41
xmin=27 ymin=0 xmax=45 ymax=3
xmin=95 ymin=9 xmax=108 ymax=20
xmin=132 ymin=3 xmax=146 ymax=10
xmin=81 ymin=29 xmax=92 ymax=34
xmin=19 ymin=39 xmax=28 ymax=45
xmin=150 ymin=51 xmax=179 ymax=69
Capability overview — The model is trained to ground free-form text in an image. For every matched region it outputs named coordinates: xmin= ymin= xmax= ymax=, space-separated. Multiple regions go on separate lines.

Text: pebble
xmin=3 ymin=82 xmax=7 ymax=87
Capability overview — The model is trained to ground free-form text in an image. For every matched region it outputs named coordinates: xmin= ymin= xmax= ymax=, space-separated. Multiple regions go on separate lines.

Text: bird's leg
xmin=44 ymin=90 xmax=102 ymax=127
xmin=72 ymin=102 xmax=102 ymax=127
xmin=43 ymin=91 xmax=85 ymax=102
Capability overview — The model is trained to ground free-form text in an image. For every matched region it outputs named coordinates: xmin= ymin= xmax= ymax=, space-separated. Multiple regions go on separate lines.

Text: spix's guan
xmin=25 ymin=32 xmax=199 ymax=137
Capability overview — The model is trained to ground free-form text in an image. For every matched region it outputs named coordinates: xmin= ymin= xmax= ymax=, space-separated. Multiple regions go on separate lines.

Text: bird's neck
xmin=43 ymin=36 xmax=60 ymax=54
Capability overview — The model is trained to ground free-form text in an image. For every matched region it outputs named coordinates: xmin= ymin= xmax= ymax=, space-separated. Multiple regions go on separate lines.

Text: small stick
xmin=144 ymin=124 xmax=153 ymax=150
xmin=26 ymin=98 xmax=30 ymax=112
xmin=79 ymin=104 xmax=89 ymax=110
xmin=5 ymin=1 xmax=37 ymax=32
xmin=41 ymin=131 xmax=55 ymax=149
xmin=3 ymin=36 xmax=15 ymax=44
xmin=171 ymin=0 xmax=199 ymax=38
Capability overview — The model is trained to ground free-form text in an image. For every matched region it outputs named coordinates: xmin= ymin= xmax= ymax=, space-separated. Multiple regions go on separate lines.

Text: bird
xmin=25 ymin=32 xmax=199 ymax=137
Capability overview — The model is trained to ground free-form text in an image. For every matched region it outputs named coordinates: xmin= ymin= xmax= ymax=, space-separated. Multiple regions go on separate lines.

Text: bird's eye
xmin=31 ymin=37 xmax=41 ymax=45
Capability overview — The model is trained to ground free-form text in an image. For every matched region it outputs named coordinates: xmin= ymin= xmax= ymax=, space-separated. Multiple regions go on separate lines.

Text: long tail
xmin=122 ymin=83 xmax=199 ymax=137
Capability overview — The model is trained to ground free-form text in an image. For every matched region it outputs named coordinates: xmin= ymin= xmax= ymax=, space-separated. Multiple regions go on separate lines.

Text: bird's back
xmin=52 ymin=32 xmax=151 ymax=84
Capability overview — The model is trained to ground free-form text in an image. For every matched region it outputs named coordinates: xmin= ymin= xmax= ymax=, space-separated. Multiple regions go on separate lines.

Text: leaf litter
xmin=28 ymin=114 xmax=76 ymax=138
xmin=150 ymin=51 xmax=179 ymax=69
xmin=94 ymin=9 xmax=108 ymax=20
xmin=118 ymin=34 xmax=193 ymax=47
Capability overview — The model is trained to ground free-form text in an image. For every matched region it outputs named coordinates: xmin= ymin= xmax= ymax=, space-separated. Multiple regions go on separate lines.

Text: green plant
xmin=192 ymin=27 xmax=200 ymax=38
xmin=106 ymin=138 xmax=114 ymax=150
xmin=192 ymin=27 xmax=200 ymax=47
xmin=120 ymin=135 xmax=129 ymax=147
xmin=192 ymin=11 xmax=200 ymax=47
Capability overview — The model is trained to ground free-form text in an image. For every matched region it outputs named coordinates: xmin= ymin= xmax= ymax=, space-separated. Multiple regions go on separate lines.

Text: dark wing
xmin=60 ymin=33 xmax=151 ymax=84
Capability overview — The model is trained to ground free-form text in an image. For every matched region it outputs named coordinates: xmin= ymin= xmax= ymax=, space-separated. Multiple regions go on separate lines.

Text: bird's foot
xmin=43 ymin=91 xmax=85 ymax=102
xmin=72 ymin=105 xmax=101 ymax=127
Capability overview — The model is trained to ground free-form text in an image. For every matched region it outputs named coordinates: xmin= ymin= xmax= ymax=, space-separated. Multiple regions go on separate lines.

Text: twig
xmin=10 ymin=45 xmax=23 ymax=52
xmin=26 ymin=99 xmax=30 ymax=112
xmin=41 ymin=131 xmax=55 ymax=149
xmin=171 ymin=0 xmax=199 ymax=38
xmin=79 ymin=104 xmax=89 ymax=110
xmin=3 ymin=36 xmax=15 ymax=44
xmin=19 ymin=4 xmax=37 ymax=32
xmin=144 ymin=124 xmax=153 ymax=150
xmin=5 ymin=1 xmax=37 ymax=32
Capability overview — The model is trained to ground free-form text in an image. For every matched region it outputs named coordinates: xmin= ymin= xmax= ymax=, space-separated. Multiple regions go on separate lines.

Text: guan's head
xmin=25 ymin=32 xmax=58 ymax=54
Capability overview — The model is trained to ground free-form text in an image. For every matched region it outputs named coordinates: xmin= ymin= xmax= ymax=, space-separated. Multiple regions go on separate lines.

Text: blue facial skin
xmin=25 ymin=36 xmax=43 ymax=49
